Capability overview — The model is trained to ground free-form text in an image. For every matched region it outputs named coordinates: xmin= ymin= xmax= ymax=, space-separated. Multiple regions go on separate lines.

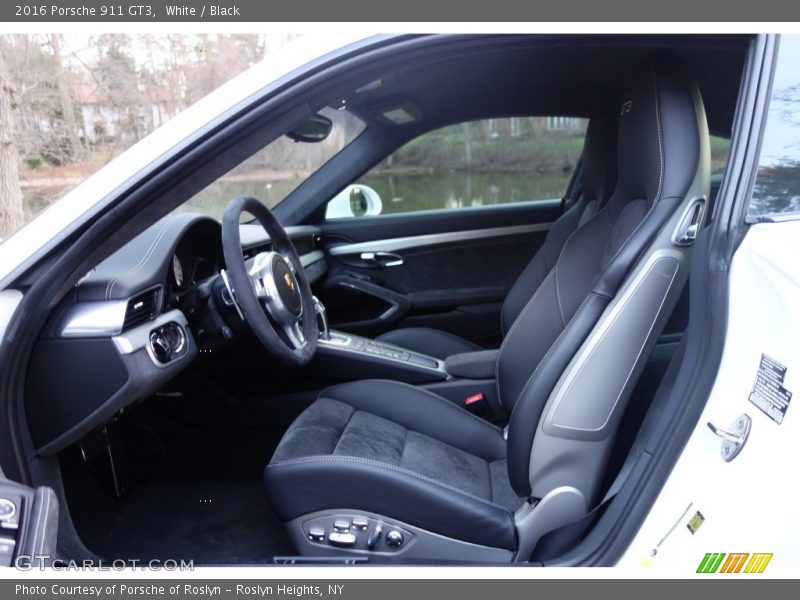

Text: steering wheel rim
xmin=221 ymin=196 xmax=318 ymax=366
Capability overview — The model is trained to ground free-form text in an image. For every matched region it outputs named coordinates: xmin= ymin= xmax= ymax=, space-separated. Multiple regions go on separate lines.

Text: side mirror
xmin=325 ymin=184 xmax=383 ymax=219
xmin=286 ymin=113 xmax=333 ymax=143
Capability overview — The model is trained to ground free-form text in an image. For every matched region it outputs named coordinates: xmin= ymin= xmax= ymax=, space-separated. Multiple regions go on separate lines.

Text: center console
xmin=308 ymin=296 xmax=446 ymax=384
xmin=315 ymin=331 xmax=447 ymax=384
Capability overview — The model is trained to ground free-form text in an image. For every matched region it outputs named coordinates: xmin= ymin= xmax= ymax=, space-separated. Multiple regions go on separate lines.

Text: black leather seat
xmin=266 ymin=380 xmax=519 ymax=549
xmin=266 ymin=55 xmax=708 ymax=559
xmin=374 ymin=116 xmax=618 ymax=359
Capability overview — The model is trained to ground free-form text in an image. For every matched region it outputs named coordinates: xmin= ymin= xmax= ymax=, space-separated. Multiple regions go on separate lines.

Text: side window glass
xmin=748 ymin=35 xmax=800 ymax=220
xmin=326 ymin=117 xmax=587 ymax=219
xmin=710 ymin=135 xmax=731 ymax=174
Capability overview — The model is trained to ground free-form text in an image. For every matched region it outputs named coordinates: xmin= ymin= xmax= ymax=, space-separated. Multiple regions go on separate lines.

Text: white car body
xmin=623 ymin=220 xmax=800 ymax=571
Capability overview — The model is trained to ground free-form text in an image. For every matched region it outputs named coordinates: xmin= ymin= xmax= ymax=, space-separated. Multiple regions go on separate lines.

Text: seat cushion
xmin=375 ymin=327 xmax=482 ymax=359
xmin=265 ymin=380 xmax=522 ymax=550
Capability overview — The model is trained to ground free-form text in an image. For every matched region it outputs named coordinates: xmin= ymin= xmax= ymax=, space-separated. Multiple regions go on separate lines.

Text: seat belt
xmin=595 ymin=447 xmax=644 ymax=510
xmin=531 ymin=447 xmax=647 ymax=560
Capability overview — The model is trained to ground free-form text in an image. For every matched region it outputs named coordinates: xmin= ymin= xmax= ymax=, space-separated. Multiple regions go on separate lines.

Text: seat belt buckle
xmin=464 ymin=392 xmax=489 ymax=417
xmin=465 ymin=392 xmax=484 ymax=405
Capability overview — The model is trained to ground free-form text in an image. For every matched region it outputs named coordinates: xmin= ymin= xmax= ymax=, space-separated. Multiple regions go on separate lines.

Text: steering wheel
xmin=221 ymin=196 xmax=318 ymax=366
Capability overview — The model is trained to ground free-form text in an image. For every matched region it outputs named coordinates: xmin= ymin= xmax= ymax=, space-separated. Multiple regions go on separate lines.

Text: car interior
xmin=15 ymin=35 xmax=752 ymax=565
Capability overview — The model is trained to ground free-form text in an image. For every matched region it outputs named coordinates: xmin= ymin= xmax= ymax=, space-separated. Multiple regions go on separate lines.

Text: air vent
xmin=123 ymin=288 xmax=160 ymax=331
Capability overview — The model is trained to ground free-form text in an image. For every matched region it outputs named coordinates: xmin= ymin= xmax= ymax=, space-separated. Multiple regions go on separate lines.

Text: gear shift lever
xmin=312 ymin=296 xmax=330 ymax=340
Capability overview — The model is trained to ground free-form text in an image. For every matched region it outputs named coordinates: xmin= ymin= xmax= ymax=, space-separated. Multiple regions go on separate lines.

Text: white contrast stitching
xmin=105 ymin=219 xmax=173 ymax=299
xmin=554 ymin=262 xmax=566 ymax=328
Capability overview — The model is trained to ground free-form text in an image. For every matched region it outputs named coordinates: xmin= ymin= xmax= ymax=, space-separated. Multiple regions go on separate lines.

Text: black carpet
xmin=57 ymin=366 xmax=316 ymax=564
xmin=71 ymin=481 xmax=292 ymax=564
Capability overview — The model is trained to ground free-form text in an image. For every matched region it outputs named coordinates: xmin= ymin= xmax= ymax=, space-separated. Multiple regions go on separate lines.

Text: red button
xmin=465 ymin=393 xmax=484 ymax=405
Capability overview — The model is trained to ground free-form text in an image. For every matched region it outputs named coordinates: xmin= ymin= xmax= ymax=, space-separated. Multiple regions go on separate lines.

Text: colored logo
xmin=696 ymin=552 xmax=773 ymax=573
xmin=283 ymin=272 xmax=295 ymax=292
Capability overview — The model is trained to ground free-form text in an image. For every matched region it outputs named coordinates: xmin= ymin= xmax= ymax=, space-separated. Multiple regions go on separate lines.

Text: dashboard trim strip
xmin=58 ymin=300 xmax=129 ymax=338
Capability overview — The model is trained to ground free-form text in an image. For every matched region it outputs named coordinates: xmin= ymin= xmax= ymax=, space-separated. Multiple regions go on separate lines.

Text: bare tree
xmin=50 ymin=34 xmax=82 ymax=161
xmin=1 ymin=33 xmax=269 ymax=233
xmin=3 ymin=35 xmax=63 ymax=163
xmin=94 ymin=34 xmax=142 ymax=141
xmin=0 ymin=47 xmax=24 ymax=238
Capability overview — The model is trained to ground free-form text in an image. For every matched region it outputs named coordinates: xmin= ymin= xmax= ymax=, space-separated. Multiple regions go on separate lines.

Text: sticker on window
xmin=748 ymin=354 xmax=792 ymax=425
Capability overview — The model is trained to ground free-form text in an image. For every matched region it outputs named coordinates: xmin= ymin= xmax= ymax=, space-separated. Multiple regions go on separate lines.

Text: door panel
xmin=315 ymin=200 xmax=560 ymax=341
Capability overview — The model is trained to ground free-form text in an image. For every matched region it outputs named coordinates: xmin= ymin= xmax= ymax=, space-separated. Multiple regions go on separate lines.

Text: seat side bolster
xmin=506 ymin=293 xmax=609 ymax=496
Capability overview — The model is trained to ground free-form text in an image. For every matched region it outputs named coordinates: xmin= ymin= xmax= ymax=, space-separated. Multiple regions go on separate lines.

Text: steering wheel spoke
xmin=283 ymin=320 xmax=307 ymax=350
xmin=247 ymin=252 xmax=267 ymax=285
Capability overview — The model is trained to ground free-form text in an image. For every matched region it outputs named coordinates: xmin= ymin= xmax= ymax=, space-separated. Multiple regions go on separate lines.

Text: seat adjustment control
xmin=366 ymin=523 xmax=382 ymax=550
xmin=0 ymin=496 xmax=20 ymax=532
xmin=328 ymin=532 xmax=357 ymax=547
xmin=0 ymin=499 xmax=16 ymax=521
xmin=385 ymin=529 xmax=404 ymax=548
xmin=333 ymin=519 xmax=351 ymax=532
xmin=303 ymin=516 xmax=410 ymax=552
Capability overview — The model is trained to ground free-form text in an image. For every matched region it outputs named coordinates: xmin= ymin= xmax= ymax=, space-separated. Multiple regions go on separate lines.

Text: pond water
xmin=23 ymin=170 xmax=573 ymax=223
xmin=179 ymin=171 xmax=572 ymax=220
xmin=357 ymin=171 xmax=570 ymax=215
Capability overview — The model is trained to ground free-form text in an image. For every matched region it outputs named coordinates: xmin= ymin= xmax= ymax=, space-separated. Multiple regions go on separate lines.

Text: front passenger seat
xmin=265 ymin=54 xmax=709 ymax=562
xmin=374 ymin=116 xmax=618 ymax=359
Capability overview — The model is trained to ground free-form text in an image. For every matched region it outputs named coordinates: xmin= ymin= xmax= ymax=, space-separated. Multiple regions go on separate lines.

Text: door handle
xmin=673 ymin=197 xmax=706 ymax=246
xmin=359 ymin=251 xmax=405 ymax=267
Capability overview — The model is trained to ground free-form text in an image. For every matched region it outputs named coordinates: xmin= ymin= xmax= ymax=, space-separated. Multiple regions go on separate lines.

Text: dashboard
xmin=25 ymin=213 xmax=326 ymax=455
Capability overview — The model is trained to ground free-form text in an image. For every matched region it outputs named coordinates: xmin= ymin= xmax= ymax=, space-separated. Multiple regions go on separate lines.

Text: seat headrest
xmin=614 ymin=54 xmax=701 ymax=205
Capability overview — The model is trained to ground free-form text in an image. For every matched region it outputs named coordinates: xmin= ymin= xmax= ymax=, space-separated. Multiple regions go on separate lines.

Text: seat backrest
xmin=498 ymin=54 xmax=710 ymax=501
xmin=500 ymin=117 xmax=618 ymax=335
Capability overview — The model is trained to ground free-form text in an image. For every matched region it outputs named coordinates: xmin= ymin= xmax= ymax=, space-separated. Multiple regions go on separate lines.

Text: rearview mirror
xmin=286 ymin=113 xmax=333 ymax=143
xmin=326 ymin=184 xmax=383 ymax=219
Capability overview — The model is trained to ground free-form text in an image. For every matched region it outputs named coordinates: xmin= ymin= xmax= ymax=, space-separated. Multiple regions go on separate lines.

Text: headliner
xmin=340 ymin=35 xmax=750 ymax=139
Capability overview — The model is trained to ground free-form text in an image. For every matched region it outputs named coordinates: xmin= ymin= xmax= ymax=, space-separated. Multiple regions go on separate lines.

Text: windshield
xmin=176 ymin=106 xmax=365 ymax=220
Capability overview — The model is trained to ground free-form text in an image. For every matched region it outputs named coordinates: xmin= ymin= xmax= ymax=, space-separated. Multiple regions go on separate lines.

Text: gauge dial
xmin=172 ymin=254 xmax=185 ymax=288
